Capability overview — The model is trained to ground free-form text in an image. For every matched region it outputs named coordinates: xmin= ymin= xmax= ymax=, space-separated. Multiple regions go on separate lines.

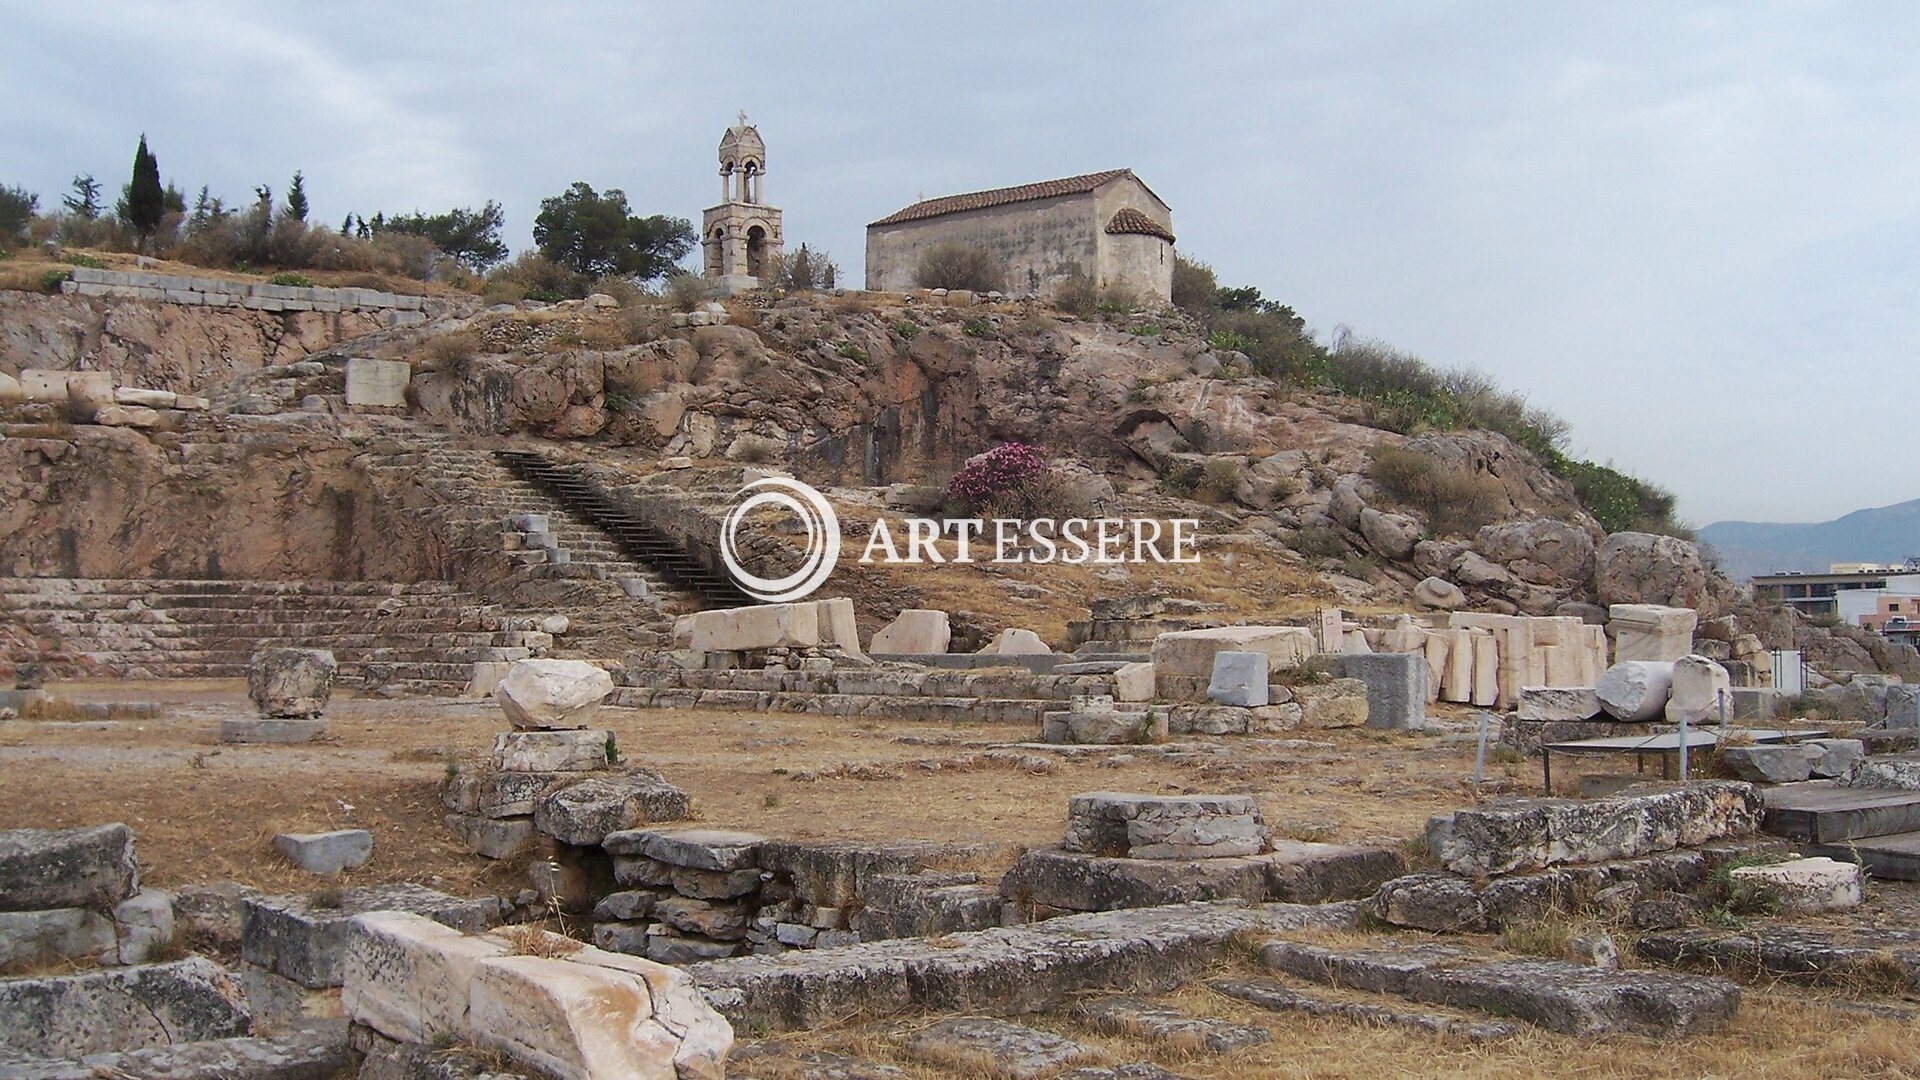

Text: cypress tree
xmin=126 ymin=135 xmax=164 ymax=253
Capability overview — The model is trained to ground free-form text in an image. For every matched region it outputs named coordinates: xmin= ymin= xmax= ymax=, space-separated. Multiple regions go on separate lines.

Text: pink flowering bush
xmin=945 ymin=442 xmax=1054 ymax=515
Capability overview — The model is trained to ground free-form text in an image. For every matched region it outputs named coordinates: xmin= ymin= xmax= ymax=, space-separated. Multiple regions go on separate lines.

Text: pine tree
xmin=62 ymin=174 xmax=101 ymax=220
xmin=340 ymin=212 xmax=353 ymax=234
xmin=285 ymin=171 xmax=308 ymax=222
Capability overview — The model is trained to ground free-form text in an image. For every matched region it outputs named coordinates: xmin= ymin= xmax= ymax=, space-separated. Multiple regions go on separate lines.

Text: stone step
xmin=1761 ymin=780 xmax=1920 ymax=843
xmin=1636 ymin=925 xmax=1920 ymax=989
xmin=1803 ymin=829 xmax=1920 ymax=880
xmin=684 ymin=901 xmax=1356 ymax=1032
xmin=1257 ymin=938 xmax=1740 ymax=1037
xmin=611 ymin=687 xmax=1052 ymax=724
xmin=1208 ymin=977 xmax=1521 ymax=1042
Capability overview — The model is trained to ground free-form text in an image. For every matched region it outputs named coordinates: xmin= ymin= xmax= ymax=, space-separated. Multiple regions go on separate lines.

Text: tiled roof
xmin=869 ymin=169 xmax=1137 ymax=227
xmin=1104 ymin=207 xmax=1175 ymax=243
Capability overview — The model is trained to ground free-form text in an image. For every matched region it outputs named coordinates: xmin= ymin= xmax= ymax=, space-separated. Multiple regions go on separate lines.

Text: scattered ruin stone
xmin=1804 ymin=738 xmax=1866 ymax=779
xmin=1150 ymin=626 xmax=1315 ymax=687
xmin=977 ymin=628 xmax=1052 ymax=655
xmin=0 ymin=823 xmax=138 ymax=912
xmin=904 ymin=1016 xmax=1102 ymax=1079
xmin=531 ymin=770 xmax=692 ymax=846
xmin=859 ymin=872 xmax=1003 ymax=940
xmin=13 ymin=661 xmax=45 ymax=690
xmin=443 ymin=767 xmax=571 ymax=818
xmin=1666 ymin=654 xmax=1732 ymax=725
xmin=242 ymin=884 xmax=501 ymax=989
xmin=1113 ymin=661 xmax=1155 ymax=702
xmin=221 ymin=717 xmax=330 ymax=748
xmin=999 ymin=849 xmax=1275 ymax=912
xmin=12 ymin=1025 xmax=353 ymax=1080
xmin=0 ymin=906 xmax=117 ymax=968
xmin=1425 ymin=782 xmax=1761 ymax=877
xmin=1844 ymin=753 xmax=1920 ymax=790
xmin=1205 ymin=651 xmax=1269 ymax=707
xmin=1720 ymin=744 xmax=1821 ymax=785
xmin=1517 ymin=687 xmax=1602 ymax=722
xmin=1264 ymin=840 xmax=1404 ymax=903
xmin=0 ymin=957 xmax=250 ymax=1059
xmin=272 ymin=829 xmax=373 ymax=874
xmin=246 ymin=647 xmax=337 ymax=718
xmin=1636 ymin=925 xmax=1920 ymax=990
xmin=730 ymin=1045 xmax=910 ymax=1080
xmin=1631 ymin=892 xmax=1700 ymax=930
xmin=1595 ymin=660 xmax=1675 ymax=721
xmin=172 ymin=881 xmax=259 ymax=952
xmin=1076 ymin=996 xmax=1271 ymax=1054
xmin=1041 ymin=699 xmax=1164 ymax=745
xmin=1062 ymin=793 xmax=1266 ymax=860
xmin=869 ymin=609 xmax=951 ymax=655
xmin=112 ymin=888 xmax=177 ymax=965
xmin=1210 ymin=977 xmax=1520 ymax=1042
xmin=1293 ymin=677 xmax=1370 ymax=728
xmin=342 ymin=911 xmax=509 ymax=1045
xmin=1728 ymin=857 xmax=1864 ymax=913
xmin=468 ymin=945 xmax=731 ymax=1080
xmin=493 ymin=658 xmax=615 ymax=730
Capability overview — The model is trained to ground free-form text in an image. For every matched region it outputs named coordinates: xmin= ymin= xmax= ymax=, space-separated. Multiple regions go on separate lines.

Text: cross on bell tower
xmin=702 ymin=112 xmax=783 ymax=293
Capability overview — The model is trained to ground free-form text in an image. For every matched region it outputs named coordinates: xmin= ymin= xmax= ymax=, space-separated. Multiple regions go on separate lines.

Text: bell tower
xmin=702 ymin=112 xmax=783 ymax=294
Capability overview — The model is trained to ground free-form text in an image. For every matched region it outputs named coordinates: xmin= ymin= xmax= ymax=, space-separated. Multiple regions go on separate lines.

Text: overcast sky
xmin=7 ymin=2 xmax=1915 ymax=526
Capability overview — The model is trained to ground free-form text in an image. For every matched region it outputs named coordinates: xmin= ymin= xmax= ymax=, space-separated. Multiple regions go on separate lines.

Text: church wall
xmin=1097 ymin=231 xmax=1174 ymax=303
xmin=865 ymin=193 xmax=1099 ymax=296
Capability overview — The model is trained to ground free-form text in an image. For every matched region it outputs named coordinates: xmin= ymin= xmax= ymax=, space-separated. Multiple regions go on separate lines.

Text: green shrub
xmin=962 ymin=319 xmax=994 ymax=339
xmin=1095 ymin=284 xmax=1136 ymax=314
xmin=1051 ymin=274 xmax=1097 ymax=317
xmin=894 ymin=320 xmax=920 ymax=339
xmin=834 ymin=340 xmax=867 ymax=363
xmin=664 ymin=272 xmax=708 ymax=312
xmin=266 ymin=271 xmax=314 ymax=287
xmin=1367 ymin=445 xmax=1504 ymax=536
xmin=40 ymin=268 xmax=69 ymax=292
xmin=1171 ymin=255 xmax=1219 ymax=316
xmin=61 ymin=252 xmax=106 ymax=269
xmin=1195 ymin=458 xmax=1242 ymax=503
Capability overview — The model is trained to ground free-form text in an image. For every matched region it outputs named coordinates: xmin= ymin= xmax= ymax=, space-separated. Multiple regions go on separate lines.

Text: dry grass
xmin=0 ymin=683 xmax=1476 ymax=892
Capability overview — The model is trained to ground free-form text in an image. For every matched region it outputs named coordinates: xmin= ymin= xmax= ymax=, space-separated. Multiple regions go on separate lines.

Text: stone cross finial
xmin=737 ymin=109 xmax=748 ymax=126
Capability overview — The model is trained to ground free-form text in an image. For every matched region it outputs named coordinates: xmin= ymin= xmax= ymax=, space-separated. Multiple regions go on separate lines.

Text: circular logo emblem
xmin=720 ymin=477 xmax=842 ymax=603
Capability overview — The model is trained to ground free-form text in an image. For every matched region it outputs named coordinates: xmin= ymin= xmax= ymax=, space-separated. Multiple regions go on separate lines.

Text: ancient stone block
xmin=1609 ymin=604 xmax=1698 ymax=663
xmin=1206 ymin=651 xmax=1269 ymax=707
xmin=1263 ymin=841 xmax=1405 ymax=903
xmin=1113 ymin=662 xmax=1154 ymax=702
xmin=1666 ymin=654 xmax=1731 ymax=726
xmin=111 ymin=888 xmax=176 ymax=964
xmin=0 ymin=823 xmax=138 ymax=912
xmin=0 ymin=906 xmax=116 ymax=968
xmin=656 ymin=896 xmax=750 ymax=940
xmin=1804 ymin=738 xmax=1865 ymax=779
xmin=858 ymin=872 xmax=1002 ymax=941
xmin=1075 ymin=996 xmax=1271 ymax=1054
xmin=1517 ymin=687 xmax=1601 ymax=722
xmin=1063 ymin=792 xmax=1263 ymax=858
xmin=494 ymin=659 xmax=615 ymax=730
xmin=1335 ymin=653 xmax=1428 ymax=730
xmin=532 ymin=771 xmax=691 ymax=846
xmin=242 ymin=884 xmax=500 ymax=988
xmin=690 ymin=603 xmax=821 ymax=652
xmin=1846 ymin=753 xmax=1920 ymax=790
xmin=1729 ymin=857 xmax=1863 ymax=914
xmin=494 ymin=729 xmax=614 ymax=772
xmin=344 ymin=358 xmax=411 ymax=409
xmin=469 ymin=949 xmax=731 ymax=1080
xmin=998 ymin=848 xmax=1272 ymax=912
xmin=1719 ymin=744 xmax=1820 ymax=785
xmin=1425 ymin=782 xmax=1762 ymax=877
xmin=247 ymin=648 xmax=336 ymax=719
xmin=273 ymin=830 xmax=372 ymax=875
xmin=341 ymin=910 xmax=509 ymax=1044
xmin=604 ymin=827 xmax=766 ymax=871
xmin=444 ymin=813 xmax=537 ymax=860
xmin=442 ymin=767 xmax=570 ymax=818
xmin=0 ymin=957 xmax=249 ymax=1059
xmin=1150 ymin=626 xmax=1316 ymax=680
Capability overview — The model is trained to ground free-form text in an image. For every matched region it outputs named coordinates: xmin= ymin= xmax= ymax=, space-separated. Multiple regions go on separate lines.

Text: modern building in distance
xmin=1752 ymin=560 xmax=1920 ymax=621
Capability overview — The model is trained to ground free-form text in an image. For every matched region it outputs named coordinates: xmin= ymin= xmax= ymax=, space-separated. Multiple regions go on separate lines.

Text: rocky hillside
xmin=13 ymin=281 xmax=1902 ymax=673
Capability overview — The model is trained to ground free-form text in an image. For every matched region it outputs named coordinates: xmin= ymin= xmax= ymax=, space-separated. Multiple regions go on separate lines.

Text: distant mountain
xmin=1699 ymin=499 xmax=1920 ymax=581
